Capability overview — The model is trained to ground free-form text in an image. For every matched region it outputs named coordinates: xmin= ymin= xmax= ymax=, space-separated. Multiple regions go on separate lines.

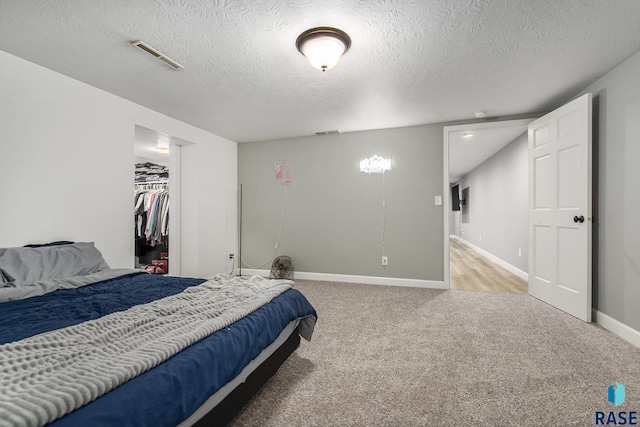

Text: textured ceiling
xmin=1 ymin=0 xmax=640 ymax=144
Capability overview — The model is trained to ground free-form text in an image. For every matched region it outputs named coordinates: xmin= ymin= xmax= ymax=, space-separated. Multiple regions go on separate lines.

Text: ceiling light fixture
xmin=296 ymin=27 xmax=351 ymax=72
xmin=462 ymin=132 xmax=474 ymax=138
xmin=154 ymin=146 xmax=170 ymax=154
xmin=474 ymin=110 xmax=487 ymax=118
xmin=155 ymin=136 xmax=170 ymax=154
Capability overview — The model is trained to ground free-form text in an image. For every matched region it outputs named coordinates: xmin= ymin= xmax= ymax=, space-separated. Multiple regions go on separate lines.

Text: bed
xmin=0 ymin=242 xmax=317 ymax=427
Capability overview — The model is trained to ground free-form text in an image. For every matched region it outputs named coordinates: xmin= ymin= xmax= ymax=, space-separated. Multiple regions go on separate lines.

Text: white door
xmin=528 ymin=93 xmax=592 ymax=322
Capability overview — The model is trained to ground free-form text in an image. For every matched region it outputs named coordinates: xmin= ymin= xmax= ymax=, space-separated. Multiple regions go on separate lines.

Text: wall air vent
xmin=313 ymin=130 xmax=341 ymax=136
xmin=130 ymin=40 xmax=184 ymax=71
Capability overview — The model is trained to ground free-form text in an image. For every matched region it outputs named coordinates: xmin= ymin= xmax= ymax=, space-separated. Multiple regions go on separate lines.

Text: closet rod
xmin=135 ymin=183 xmax=169 ymax=189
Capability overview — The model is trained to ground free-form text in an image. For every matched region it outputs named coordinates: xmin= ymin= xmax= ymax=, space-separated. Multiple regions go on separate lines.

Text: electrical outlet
xmin=518 ymin=249 xmax=522 ymax=257
xmin=229 ymin=254 xmax=235 ymax=259
xmin=382 ymin=256 xmax=388 ymax=266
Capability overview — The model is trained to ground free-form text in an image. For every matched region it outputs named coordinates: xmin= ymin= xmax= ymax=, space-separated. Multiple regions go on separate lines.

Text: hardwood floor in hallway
xmin=450 ymin=238 xmax=528 ymax=293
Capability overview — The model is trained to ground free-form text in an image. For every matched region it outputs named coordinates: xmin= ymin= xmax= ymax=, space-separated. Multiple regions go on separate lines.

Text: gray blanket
xmin=0 ymin=274 xmax=292 ymax=427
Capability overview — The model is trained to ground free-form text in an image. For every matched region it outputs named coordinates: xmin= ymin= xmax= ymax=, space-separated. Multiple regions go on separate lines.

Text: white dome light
xmin=296 ymin=27 xmax=351 ymax=72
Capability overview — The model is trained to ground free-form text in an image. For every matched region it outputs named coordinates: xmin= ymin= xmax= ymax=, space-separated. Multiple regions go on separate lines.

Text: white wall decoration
xmin=360 ymin=155 xmax=391 ymax=174
xmin=275 ymin=160 xmax=292 ymax=185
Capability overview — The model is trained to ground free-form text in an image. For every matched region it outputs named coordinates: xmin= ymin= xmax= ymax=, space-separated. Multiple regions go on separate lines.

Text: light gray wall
xmin=578 ymin=49 xmax=640 ymax=332
xmin=238 ymin=125 xmax=444 ymax=281
xmin=452 ymin=132 xmax=529 ymax=272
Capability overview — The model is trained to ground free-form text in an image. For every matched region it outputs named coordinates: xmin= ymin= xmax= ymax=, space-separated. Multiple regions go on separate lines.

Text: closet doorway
xmin=444 ymin=119 xmax=531 ymax=293
xmin=134 ymin=125 xmax=192 ymax=276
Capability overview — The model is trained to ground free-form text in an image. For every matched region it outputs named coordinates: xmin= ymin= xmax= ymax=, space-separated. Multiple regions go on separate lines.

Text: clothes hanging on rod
xmin=134 ymin=183 xmax=169 ymax=246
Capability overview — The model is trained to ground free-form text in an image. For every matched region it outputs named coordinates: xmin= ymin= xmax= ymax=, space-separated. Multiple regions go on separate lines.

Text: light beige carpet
xmin=230 ymin=280 xmax=640 ymax=426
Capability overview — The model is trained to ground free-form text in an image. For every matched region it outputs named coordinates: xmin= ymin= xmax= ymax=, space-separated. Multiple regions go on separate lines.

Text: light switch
xmin=435 ymin=195 xmax=442 ymax=205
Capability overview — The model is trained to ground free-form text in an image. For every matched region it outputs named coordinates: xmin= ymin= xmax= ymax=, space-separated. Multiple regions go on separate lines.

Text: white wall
xmin=0 ymin=51 xmax=237 ymax=276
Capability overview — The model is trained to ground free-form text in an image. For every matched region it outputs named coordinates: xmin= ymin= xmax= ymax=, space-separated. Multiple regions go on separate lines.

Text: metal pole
xmin=239 ymin=183 xmax=243 ymax=277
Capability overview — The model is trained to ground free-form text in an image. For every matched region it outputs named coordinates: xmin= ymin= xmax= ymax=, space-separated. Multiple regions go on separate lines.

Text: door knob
xmin=573 ymin=215 xmax=585 ymax=223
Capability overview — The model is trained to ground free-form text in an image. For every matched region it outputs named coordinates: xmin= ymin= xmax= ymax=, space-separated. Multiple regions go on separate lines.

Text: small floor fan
xmin=270 ymin=256 xmax=294 ymax=280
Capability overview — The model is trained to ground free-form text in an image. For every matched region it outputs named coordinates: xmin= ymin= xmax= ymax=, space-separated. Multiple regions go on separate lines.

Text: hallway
xmin=450 ymin=238 xmax=527 ymax=293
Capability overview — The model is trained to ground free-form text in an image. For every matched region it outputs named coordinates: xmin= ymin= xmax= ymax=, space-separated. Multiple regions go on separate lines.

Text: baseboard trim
xmin=593 ymin=309 xmax=640 ymax=349
xmin=240 ymin=269 xmax=446 ymax=289
xmin=451 ymin=235 xmax=528 ymax=281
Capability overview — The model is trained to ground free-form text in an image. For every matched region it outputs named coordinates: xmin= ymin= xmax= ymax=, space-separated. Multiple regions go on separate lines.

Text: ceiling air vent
xmin=313 ymin=130 xmax=341 ymax=136
xmin=130 ymin=40 xmax=184 ymax=71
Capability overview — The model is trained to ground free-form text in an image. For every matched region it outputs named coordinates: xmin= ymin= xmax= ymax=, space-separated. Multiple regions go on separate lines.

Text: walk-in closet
xmin=134 ymin=125 xmax=171 ymax=274
xmin=134 ymin=163 xmax=169 ymax=273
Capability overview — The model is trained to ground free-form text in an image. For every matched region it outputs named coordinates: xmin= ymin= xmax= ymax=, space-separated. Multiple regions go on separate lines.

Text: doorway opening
xmin=444 ymin=119 xmax=532 ymax=293
xmin=134 ymin=125 xmax=193 ymax=276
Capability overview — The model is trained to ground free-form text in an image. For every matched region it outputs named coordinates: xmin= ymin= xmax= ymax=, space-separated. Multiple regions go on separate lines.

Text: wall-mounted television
xmin=461 ymin=186 xmax=469 ymax=223
xmin=451 ymin=184 xmax=460 ymax=211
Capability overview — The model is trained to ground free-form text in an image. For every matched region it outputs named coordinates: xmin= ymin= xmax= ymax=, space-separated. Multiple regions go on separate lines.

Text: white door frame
xmin=168 ymin=143 xmax=181 ymax=276
xmin=167 ymin=139 xmax=196 ymax=276
xmin=442 ymin=119 xmax=534 ymax=289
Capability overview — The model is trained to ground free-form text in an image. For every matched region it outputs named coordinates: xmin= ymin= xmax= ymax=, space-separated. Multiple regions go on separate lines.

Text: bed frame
xmin=192 ymin=326 xmax=301 ymax=426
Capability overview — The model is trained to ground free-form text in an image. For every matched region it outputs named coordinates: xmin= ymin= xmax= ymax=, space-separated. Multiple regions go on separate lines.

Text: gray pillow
xmin=0 ymin=242 xmax=110 ymax=287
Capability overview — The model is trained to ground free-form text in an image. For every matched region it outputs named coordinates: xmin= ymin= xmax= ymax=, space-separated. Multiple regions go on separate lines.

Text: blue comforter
xmin=0 ymin=272 xmax=316 ymax=426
